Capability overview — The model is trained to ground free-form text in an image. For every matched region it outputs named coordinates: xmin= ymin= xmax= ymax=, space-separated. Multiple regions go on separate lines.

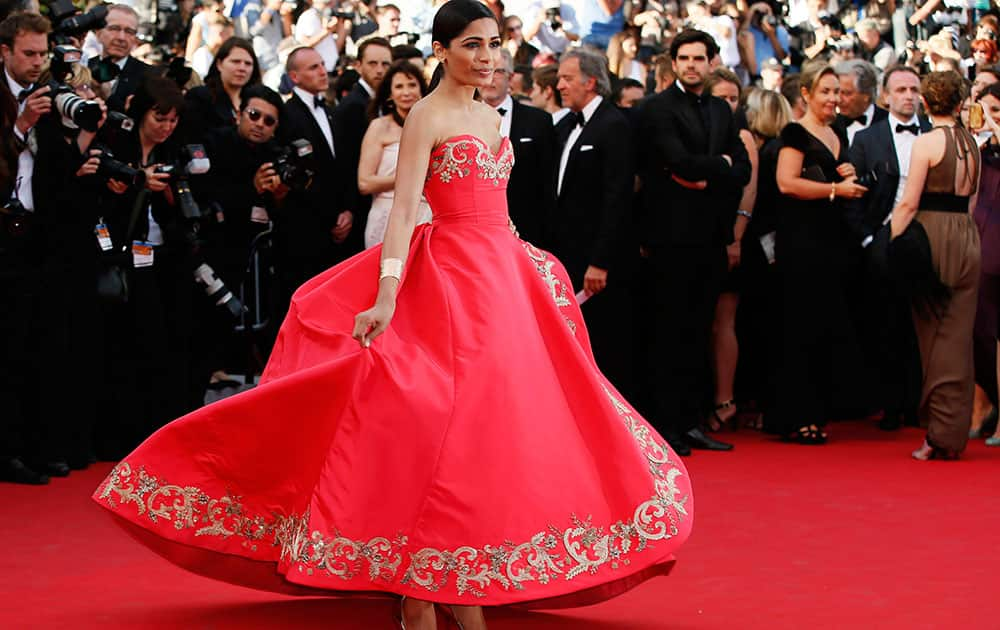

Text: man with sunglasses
xmin=196 ymin=86 xmax=286 ymax=336
xmin=88 ymin=4 xmax=152 ymax=113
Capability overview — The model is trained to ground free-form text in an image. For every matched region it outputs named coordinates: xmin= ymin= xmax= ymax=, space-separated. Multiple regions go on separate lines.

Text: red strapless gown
xmin=93 ymin=135 xmax=693 ymax=607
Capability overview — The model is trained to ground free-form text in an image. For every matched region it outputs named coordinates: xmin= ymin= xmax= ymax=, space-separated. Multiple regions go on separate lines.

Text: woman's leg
xmin=401 ymin=597 xmax=436 ymax=629
xmin=708 ymin=292 xmax=740 ymax=430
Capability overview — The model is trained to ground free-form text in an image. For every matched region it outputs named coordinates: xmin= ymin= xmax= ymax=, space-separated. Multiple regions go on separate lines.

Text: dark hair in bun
xmin=432 ymin=0 xmax=497 ymax=49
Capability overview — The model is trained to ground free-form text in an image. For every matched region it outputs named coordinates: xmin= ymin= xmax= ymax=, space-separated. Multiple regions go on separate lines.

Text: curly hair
xmin=922 ymin=71 xmax=966 ymax=116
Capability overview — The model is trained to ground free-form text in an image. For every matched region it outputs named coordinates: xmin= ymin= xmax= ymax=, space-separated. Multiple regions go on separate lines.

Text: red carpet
xmin=2 ymin=421 xmax=998 ymax=629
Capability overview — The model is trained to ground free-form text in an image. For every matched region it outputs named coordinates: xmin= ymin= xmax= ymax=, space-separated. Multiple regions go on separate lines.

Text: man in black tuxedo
xmin=550 ymin=49 xmax=635 ymax=395
xmin=834 ymin=59 xmax=887 ymax=146
xmin=88 ymin=5 xmax=152 ymax=113
xmin=0 ymin=11 xmax=58 ymax=484
xmin=847 ymin=65 xmax=929 ymax=431
xmin=635 ymin=29 xmax=751 ymax=454
xmin=276 ymin=47 xmax=348 ymax=310
xmin=482 ymin=48 xmax=556 ymax=245
xmin=332 ymin=37 xmax=391 ymax=254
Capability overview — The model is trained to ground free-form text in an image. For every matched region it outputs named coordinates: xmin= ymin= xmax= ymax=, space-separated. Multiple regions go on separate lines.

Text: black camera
xmin=825 ymin=36 xmax=857 ymax=54
xmin=272 ymin=139 xmax=315 ymax=191
xmin=26 ymin=46 xmax=104 ymax=132
xmin=154 ymin=144 xmax=211 ymax=220
xmin=91 ymin=143 xmax=146 ymax=187
xmin=47 ymin=0 xmax=108 ymax=44
xmin=545 ymin=7 xmax=562 ymax=30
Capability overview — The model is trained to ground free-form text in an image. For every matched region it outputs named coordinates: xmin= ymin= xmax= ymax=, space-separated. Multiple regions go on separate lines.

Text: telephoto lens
xmin=193 ymin=263 xmax=245 ymax=319
xmin=53 ymin=91 xmax=103 ymax=132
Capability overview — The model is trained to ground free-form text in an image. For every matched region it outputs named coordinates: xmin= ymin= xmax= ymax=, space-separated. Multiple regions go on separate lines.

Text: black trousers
xmin=645 ymin=244 xmax=726 ymax=436
xmin=0 ymin=265 xmax=42 ymax=459
xmin=581 ymin=280 xmax=635 ymax=400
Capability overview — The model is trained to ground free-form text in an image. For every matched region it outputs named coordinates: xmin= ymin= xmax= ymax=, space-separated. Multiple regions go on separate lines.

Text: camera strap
xmin=121 ymin=189 xmax=149 ymax=253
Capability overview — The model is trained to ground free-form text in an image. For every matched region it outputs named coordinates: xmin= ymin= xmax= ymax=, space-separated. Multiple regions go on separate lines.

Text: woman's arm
xmin=776 ymin=146 xmax=866 ymax=200
xmin=735 ymin=129 xmax=758 ymax=240
xmin=890 ymin=137 xmax=931 ymax=238
xmin=357 ymin=120 xmax=397 ymax=195
xmin=353 ymin=102 xmax=437 ymax=346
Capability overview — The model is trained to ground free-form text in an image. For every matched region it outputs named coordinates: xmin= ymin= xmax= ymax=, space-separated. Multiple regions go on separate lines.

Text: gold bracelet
xmin=379 ymin=257 xmax=403 ymax=281
xmin=829 ymin=182 xmax=836 ymax=203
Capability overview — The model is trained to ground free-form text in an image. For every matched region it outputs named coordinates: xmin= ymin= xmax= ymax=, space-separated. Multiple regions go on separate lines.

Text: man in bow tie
xmin=634 ymin=29 xmax=751 ymax=455
xmin=88 ymin=5 xmax=153 ymax=113
xmin=846 ymin=65 xmax=930 ymax=432
xmin=550 ymin=49 xmax=634 ymax=399
xmin=834 ymin=59 xmax=886 ymax=146
xmin=274 ymin=47 xmax=348 ymax=317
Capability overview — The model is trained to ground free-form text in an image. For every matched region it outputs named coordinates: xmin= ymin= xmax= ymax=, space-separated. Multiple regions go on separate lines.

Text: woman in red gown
xmin=93 ymin=2 xmax=693 ymax=627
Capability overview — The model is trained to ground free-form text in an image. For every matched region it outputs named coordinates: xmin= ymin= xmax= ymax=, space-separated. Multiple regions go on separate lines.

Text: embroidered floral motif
xmin=97 ymin=388 xmax=688 ymax=598
xmin=428 ymin=136 xmax=513 ymax=186
xmin=519 ymin=242 xmax=577 ymax=333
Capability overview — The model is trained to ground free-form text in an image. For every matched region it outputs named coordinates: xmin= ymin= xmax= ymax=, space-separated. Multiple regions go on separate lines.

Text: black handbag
xmin=96 ymin=189 xmax=149 ymax=304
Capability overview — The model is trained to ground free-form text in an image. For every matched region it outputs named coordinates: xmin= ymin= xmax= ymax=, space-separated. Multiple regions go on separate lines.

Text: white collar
xmin=888 ymin=112 xmax=919 ymax=130
xmin=573 ymin=94 xmax=602 ymax=124
xmin=495 ymin=94 xmax=514 ymax=114
xmin=358 ymin=79 xmax=375 ymax=97
xmin=5 ymin=68 xmax=29 ymax=96
xmin=858 ymin=103 xmax=875 ymax=124
xmin=293 ymin=85 xmax=323 ymax=108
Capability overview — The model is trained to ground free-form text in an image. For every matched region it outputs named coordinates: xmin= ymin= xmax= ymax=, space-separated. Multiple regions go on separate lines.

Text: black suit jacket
xmin=833 ymin=105 xmax=889 ymax=139
xmin=332 ymin=83 xmax=371 ymax=213
xmin=846 ymin=115 xmax=932 ymax=242
xmin=88 ymin=56 xmax=152 ymax=114
xmin=506 ymin=100 xmax=556 ymax=246
xmin=182 ymin=85 xmax=237 ymax=143
xmin=277 ymin=92 xmax=347 ymax=263
xmin=551 ymin=98 xmax=633 ymax=289
xmin=635 ymin=83 xmax=751 ymax=248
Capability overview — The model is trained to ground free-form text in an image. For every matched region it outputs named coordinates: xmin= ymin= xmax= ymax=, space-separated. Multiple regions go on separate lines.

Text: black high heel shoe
xmin=707 ymin=399 xmax=735 ymax=432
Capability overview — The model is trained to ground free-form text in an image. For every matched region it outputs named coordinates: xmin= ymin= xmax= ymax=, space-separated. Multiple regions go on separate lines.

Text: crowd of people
xmin=1 ymin=0 xmax=999 ymax=484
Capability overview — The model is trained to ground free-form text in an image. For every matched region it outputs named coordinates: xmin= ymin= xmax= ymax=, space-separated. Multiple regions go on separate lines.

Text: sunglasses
xmin=245 ymin=108 xmax=277 ymax=127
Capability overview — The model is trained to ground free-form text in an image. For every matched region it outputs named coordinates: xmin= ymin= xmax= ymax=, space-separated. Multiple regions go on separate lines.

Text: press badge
xmin=132 ymin=240 xmax=154 ymax=268
xmin=95 ymin=223 xmax=112 ymax=251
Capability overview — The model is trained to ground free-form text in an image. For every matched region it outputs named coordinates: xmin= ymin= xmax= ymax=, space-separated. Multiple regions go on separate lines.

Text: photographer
xmin=524 ymin=0 xmax=579 ymax=55
xmin=294 ymin=0 xmax=348 ymax=74
xmin=855 ymin=18 xmax=894 ymax=73
xmin=101 ymin=76 xmax=208 ymax=452
xmin=0 ymin=11 xmax=53 ymax=484
xmin=739 ymin=2 xmax=789 ymax=78
xmin=88 ymin=4 xmax=153 ymax=113
xmin=31 ymin=56 xmax=109 ymax=471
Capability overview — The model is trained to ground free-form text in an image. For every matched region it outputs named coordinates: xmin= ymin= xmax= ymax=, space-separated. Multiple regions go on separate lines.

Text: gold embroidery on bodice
xmin=428 ymin=136 xmax=513 ymax=186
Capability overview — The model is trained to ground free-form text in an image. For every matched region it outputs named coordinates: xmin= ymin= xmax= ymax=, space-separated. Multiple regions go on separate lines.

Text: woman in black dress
xmin=769 ymin=63 xmax=868 ymax=444
xmin=183 ymin=37 xmax=261 ymax=140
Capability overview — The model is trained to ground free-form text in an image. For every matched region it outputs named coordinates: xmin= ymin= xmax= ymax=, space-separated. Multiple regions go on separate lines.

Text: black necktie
xmin=314 ymin=94 xmax=325 ymax=109
xmin=497 ymin=107 xmax=507 ymax=117
xmin=572 ymin=110 xmax=586 ymax=128
xmin=852 ymin=114 xmax=868 ymax=126
xmin=895 ymin=123 xmax=919 ymax=135
xmin=16 ymin=88 xmax=28 ymax=103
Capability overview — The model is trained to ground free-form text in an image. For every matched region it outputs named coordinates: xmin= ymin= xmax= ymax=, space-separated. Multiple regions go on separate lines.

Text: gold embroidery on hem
xmin=96 ymin=376 xmax=688 ymax=598
xmin=519 ymin=242 xmax=578 ymax=334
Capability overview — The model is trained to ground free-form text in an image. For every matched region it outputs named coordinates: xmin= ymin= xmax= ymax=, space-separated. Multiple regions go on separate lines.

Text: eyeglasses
xmin=245 ymin=108 xmax=277 ymax=127
xmin=105 ymin=24 xmax=138 ymax=37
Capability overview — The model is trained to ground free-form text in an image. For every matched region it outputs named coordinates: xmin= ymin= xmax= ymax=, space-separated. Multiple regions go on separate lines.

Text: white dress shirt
xmin=7 ymin=70 xmax=34 ymax=212
xmin=358 ymin=78 xmax=374 ymax=98
xmin=293 ymin=85 xmax=335 ymax=156
xmin=845 ymin=103 xmax=875 ymax=147
xmin=888 ymin=113 xmax=920 ymax=207
xmin=557 ymin=94 xmax=602 ymax=196
xmin=495 ymin=94 xmax=514 ymax=138
xmin=552 ymin=107 xmax=570 ymax=125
